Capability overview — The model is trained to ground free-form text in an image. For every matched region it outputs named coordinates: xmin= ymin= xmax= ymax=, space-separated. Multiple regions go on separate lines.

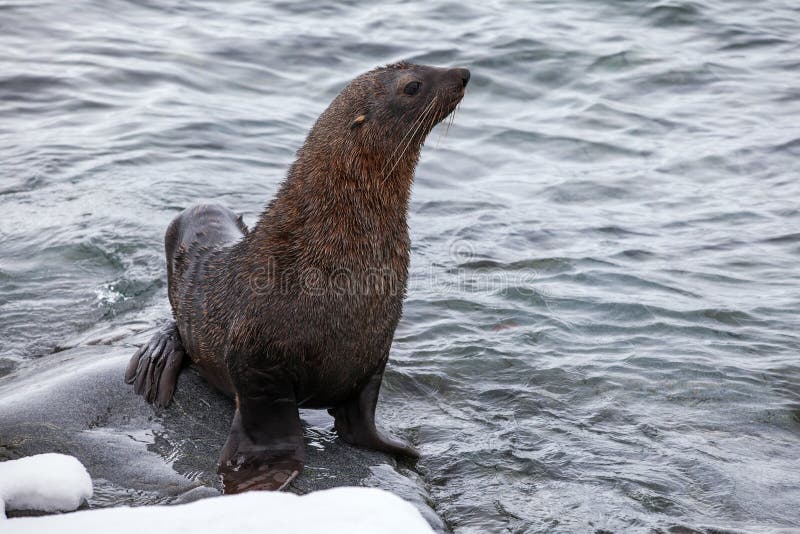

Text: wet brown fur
xmin=127 ymin=62 xmax=469 ymax=491
xmin=167 ymin=62 xmax=468 ymax=407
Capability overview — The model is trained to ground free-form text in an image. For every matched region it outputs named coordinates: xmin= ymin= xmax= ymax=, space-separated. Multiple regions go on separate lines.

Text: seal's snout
xmin=455 ymin=68 xmax=471 ymax=88
xmin=438 ymin=67 xmax=470 ymax=115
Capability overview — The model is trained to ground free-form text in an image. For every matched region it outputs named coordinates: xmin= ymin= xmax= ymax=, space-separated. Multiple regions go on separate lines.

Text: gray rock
xmin=0 ymin=332 xmax=444 ymax=531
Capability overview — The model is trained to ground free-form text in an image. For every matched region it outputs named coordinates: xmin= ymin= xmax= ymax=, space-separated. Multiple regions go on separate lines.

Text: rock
xmin=0 ymin=330 xmax=444 ymax=531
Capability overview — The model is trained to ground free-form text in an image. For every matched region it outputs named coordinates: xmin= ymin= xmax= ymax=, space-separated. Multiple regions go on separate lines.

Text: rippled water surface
xmin=2 ymin=1 xmax=799 ymax=532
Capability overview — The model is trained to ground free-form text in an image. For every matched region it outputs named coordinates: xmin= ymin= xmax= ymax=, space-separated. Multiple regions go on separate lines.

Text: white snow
xmin=0 ymin=453 xmax=433 ymax=532
xmin=0 ymin=453 xmax=93 ymax=518
xmin=2 ymin=486 xmax=435 ymax=533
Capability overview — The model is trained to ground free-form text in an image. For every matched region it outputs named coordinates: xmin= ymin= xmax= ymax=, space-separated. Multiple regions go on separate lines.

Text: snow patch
xmin=2 ymin=486 xmax=434 ymax=533
xmin=0 ymin=454 xmax=93 ymax=518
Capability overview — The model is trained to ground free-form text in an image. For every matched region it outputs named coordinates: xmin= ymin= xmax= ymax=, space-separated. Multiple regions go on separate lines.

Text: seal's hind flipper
xmin=329 ymin=363 xmax=420 ymax=459
xmin=217 ymin=409 xmax=303 ymax=493
xmin=217 ymin=385 xmax=305 ymax=493
xmin=125 ymin=321 xmax=186 ymax=408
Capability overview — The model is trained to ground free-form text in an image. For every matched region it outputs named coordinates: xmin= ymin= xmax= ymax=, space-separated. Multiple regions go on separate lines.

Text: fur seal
xmin=125 ymin=62 xmax=470 ymax=493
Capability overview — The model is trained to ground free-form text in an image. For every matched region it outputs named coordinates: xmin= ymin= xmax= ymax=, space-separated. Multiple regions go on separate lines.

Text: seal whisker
xmin=381 ymin=97 xmax=438 ymax=177
xmin=445 ymin=101 xmax=459 ymax=138
xmin=381 ymin=98 xmax=436 ymax=180
xmin=382 ymin=96 xmax=439 ymax=181
xmin=434 ymin=98 xmax=449 ymax=148
xmin=426 ymin=96 xmax=444 ymax=139
xmin=431 ymin=95 xmax=447 ymax=139
xmin=386 ymin=100 xmax=437 ymax=179
xmin=428 ymin=97 xmax=445 ymax=149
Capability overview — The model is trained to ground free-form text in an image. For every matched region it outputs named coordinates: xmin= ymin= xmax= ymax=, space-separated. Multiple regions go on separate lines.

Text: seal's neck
xmin=244 ymin=143 xmax=418 ymax=272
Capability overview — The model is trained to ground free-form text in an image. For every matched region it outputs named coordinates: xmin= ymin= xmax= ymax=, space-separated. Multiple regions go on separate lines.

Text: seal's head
xmin=302 ymin=62 xmax=470 ymax=181
xmin=349 ymin=62 xmax=470 ymax=136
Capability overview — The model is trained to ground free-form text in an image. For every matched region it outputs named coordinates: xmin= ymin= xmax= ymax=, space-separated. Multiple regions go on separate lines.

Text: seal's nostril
xmin=449 ymin=67 xmax=471 ymax=90
xmin=459 ymin=68 xmax=471 ymax=88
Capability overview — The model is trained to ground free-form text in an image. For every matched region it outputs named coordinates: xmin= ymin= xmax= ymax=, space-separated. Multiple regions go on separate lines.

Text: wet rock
xmin=0 ymin=331 xmax=444 ymax=531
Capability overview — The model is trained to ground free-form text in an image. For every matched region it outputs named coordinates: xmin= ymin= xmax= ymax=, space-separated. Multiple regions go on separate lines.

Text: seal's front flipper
xmin=329 ymin=365 xmax=420 ymax=459
xmin=125 ymin=320 xmax=185 ymax=408
xmin=217 ymin=393 xmax=305 ymax=493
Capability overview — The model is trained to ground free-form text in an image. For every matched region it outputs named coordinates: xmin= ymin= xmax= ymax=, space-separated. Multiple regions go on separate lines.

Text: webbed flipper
xmin=125 ymin=321 xmax=186 ymax=408
xmin=329 ymin=364 xmax=419 ymax=459
xmin=217 ymin=378 xmax=305 ymax=493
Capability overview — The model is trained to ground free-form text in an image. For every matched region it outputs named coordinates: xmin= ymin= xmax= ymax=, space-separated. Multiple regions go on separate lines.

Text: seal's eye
xmin=403 ymin=81 xmax=421 ymax=96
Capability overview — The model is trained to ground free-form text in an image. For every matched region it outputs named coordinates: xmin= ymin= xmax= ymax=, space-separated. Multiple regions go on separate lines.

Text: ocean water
xmin=1 ymin=0 xmax=799 ymax=532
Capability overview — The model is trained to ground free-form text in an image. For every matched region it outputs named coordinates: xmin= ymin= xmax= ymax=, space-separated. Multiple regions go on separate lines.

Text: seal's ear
xmin=350 ymin=113 xmax=369 ymax=130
